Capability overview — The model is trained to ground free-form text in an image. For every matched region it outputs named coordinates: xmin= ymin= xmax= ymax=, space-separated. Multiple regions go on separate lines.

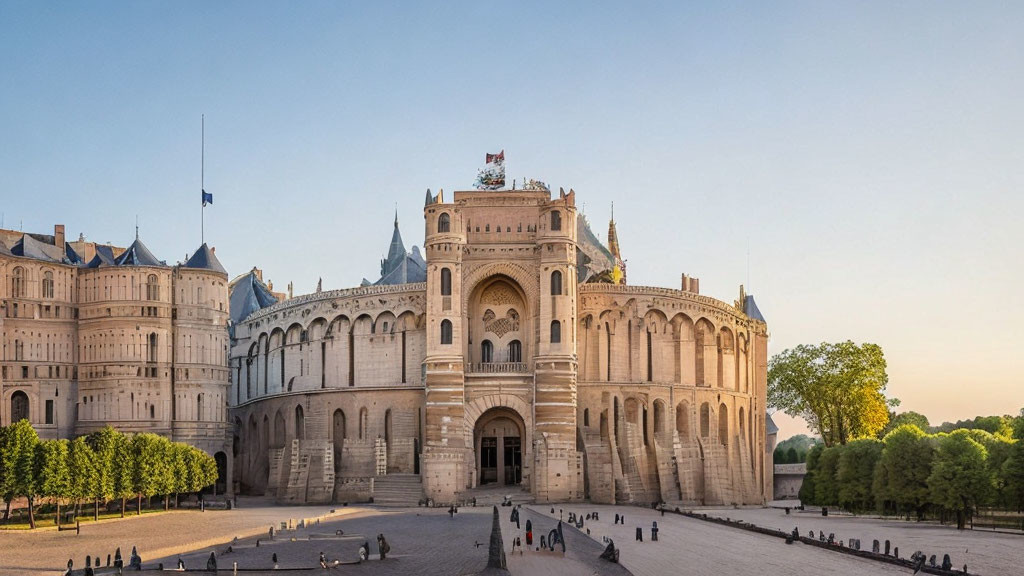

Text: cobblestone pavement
xmin=155 ymin=506 xmax=496 ymax=576
xmin=529 ymin=504 xmax=912 ymax=576
xmin=703 ymin=507 xmax=1024 ymax=576
xmin=158 ymin=505 xmax=631 ymax=576
xmin=504 ymin=507 xmax=633 ymax=576
xmin=0 ymin=496 xmax=345 ymax=575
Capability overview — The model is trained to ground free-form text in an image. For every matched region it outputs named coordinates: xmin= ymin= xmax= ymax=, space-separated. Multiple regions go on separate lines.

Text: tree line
xmin=799 ymin=424 xmax=1024 ymax=529
xmin=0 ymin=420 xmax=218 ymax=529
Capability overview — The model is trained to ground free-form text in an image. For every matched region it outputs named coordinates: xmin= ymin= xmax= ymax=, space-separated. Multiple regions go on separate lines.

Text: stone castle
xmin=2 ymin=182 xmax=774 ymax=506
xmin=0 ymin=226 xmax=232 ymax=492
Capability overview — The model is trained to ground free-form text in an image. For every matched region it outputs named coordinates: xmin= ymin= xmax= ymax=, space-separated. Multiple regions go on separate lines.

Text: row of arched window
xmin=435 ymin=210 xmax=563 ymax=235
xmin=438 ymin=320 xmax=559 ymax=346
xmin=9 ymin=268 xmax=54 ymax=299
xmin=480 ymin=339 xmax=522 ymax=363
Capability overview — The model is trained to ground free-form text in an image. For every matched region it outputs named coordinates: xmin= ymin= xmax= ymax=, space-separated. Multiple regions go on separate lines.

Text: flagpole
xmin=201 ymin=114 xmax=205 ymax=246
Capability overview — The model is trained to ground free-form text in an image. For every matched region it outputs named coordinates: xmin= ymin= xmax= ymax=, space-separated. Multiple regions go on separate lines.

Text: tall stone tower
xmin=173 ymin=243 xmax=232 ymax=486
xmin=421 ymin=189 xmax=469 ymax=502
xmin=76 ymin=237 xmax=174 ymax=436
xmin=420 ymin=185 xmax=584 ymax=504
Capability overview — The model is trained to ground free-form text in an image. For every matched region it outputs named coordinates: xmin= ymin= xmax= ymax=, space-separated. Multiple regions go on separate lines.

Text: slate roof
xmin=229 ymin=269 xmax=279 ymax=325
xmin=766 ymin=412 xmax=780 ymax=435
xmin=184 ymin=243 xmax=227 ymax=275
xmin=86 ymin=245 xmax=118 ymax=268
xmin=363 ymin=215 xmax=427 ymax=286
xmin=8 ymin=233 xmax=82 ymax=265
xmin=114 ymin=237 xmax=165 ymax=267
xmin=744 ymin=294 xmax=766 ymax=323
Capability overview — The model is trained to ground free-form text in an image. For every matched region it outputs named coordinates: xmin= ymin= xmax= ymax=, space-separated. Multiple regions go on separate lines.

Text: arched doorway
xmin=214 ymin=451 xmax=228 ymax=495
xmin=474 ymin=407 xmax=525 ymax=486
xmin=10 ymin=391 xmax=29 ymax=423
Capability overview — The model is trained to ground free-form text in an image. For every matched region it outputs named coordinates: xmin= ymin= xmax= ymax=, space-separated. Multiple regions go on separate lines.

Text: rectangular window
xmin=45 ymin=400 xmax=54 ymax=424
xmin=22 ymin=366 xmax=29 ymax=378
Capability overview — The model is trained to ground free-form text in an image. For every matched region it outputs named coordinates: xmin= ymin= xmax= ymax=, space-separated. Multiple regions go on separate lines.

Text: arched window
xmin=676 ymin=402 xmax=690 ymax=441
xmin=508 ymin=340 xmax=522 ymax=363
xmin=295 ymin=405 xmax=305 ymax=440
xmin=550 ymin=270 xmax=562 ymax=296
xmin=718 ymin=403 xmax=729 ymax=446
xmin=11 ymin=267 xmax=25 ymax=298
xmin=149 ymin=404 xmax=156 ymax=419
xmin=148 ymin=333 xmax=158 ymax=363
xmin=10 ymin=391 xmax=29 ymax=423
xmin=551 ymin=210 xmax=562 ymax=231
xmin=440 ymin=268 xmax=452 ymax=296
xmin=700 ymin=402 xmax=710 ymax=438
xmin=196 ymin=393 xmax=204 ymax=422
xmin=440 ymin=319 xmax=453 ymax=344
xmin=146 ymin=274 xmax=159 ymax=301
xmin=550 ymin=320 xmax=561 ymax=344
xmin=437 ymin=212 xmax=450 ymax=233
xmin=359 ymin=407 xmax=368 ymax=440
xmin=42 ymin=271 xmax=54 ymax=299
xmin=583 ymin=408 xmax=590 ymax=427
xmin=481 ymin=340 xmax=493 ymax=363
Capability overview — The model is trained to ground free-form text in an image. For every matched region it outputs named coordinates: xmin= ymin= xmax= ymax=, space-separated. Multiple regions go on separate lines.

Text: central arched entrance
xmin=474 ymin=407 xmax=525 ymax=486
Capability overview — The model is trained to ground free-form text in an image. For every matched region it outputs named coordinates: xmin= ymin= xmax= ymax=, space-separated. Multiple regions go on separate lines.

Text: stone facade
xmin=230 ymin=187 xmax=771 ymax=505
xmin=0 ymin=227 xmax=233 ymax=493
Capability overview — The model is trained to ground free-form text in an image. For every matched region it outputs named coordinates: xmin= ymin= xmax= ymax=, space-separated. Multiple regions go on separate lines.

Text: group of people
xmin=65 ymin=546 xmax=141 ymax=575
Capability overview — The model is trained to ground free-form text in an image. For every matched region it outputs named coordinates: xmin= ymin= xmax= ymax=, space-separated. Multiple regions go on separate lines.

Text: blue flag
xmin=202 ymin=190 xmax=213 ymax=207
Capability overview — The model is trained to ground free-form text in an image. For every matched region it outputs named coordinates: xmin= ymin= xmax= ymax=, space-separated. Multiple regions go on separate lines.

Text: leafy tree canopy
xmin=769 ymin=341 xmax=895 ymax=447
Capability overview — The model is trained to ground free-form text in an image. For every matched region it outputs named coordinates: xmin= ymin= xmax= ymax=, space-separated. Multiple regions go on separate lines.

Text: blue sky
xmin=2 ymin=2 xmax=1022 ymax=438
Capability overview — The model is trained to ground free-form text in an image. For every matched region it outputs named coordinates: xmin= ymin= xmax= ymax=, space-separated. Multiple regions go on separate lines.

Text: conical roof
xmin=184 ymin=243 xmax=227 ymax=275
xmin=229 ymin=269 xmax=278 ymax=325
xmin=114 ymin=237 xmax=165 ymax=267
xmin=384 ymin=213 xmax=406 ymax=276
xmin=743 ymin=295 xmax=766 ymax=323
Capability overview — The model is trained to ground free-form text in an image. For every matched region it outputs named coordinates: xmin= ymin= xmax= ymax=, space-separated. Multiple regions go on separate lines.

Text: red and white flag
xmin=486 ymin=150 xmax=505 ymax=164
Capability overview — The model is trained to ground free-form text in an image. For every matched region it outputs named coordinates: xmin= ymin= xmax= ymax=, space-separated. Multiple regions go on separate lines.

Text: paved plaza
xmin=2 ymin=499 xmax=1022 ymax=575
xmin=702 ymin=506 xmax=1024 ymax=576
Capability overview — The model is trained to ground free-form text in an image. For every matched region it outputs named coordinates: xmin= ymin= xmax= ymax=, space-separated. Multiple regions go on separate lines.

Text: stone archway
xmin=473 ymin=407 xmax=526 ymax=487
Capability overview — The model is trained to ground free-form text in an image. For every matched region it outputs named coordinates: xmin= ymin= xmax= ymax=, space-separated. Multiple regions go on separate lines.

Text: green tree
xmin=170 ymin=443 xmax=189 ymax=508
xmin=111 ymin=432 xmax=135 ymax=517
xmin=798 ymin=444 xmax=823 ymax=504
xmin=86 ymin=426 xmax=117 ymax=521
xmin=879 ymin=411 xmax=930 ymax=438
xmin=199 ymin=451 xmax=218 ymax=493
xmin=928 ymin=430 xmax=992 ymax=529
xmin=836 ymin=438 xmax=883 ymax=512
xmin=813 ymin=445 xmax=843 ymax=507
xmin=786 ymin=447 xmax=799 ymax=465
xmin=773 ymin=447 xmax=789 ymax=464
xmin=0 ymin=420 xmax=40 ymax=527
xmin=1012 ymin=409 xmax=1024 ymax=440
xmin=768 ymin=341 xmax=895 ymax=447
xmin=1003 ymin=440 xmax=1024 ymax=512
xmin=154 ymin=436 xmax=176 ymax=511
xmin=67 ymin=436 xmax=96 ymax=521
xmin=35 ymin=439 xmax=71 ymax=526
xmin=131 ymin=433 xmax=164 ymax=514
xmin=874 ymin=425 xmax=934 ymax=518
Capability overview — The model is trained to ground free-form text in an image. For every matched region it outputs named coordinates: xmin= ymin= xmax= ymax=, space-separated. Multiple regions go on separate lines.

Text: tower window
xmin=550 ymin=320 xmax=561 ymax=344
xmin=550 ymin=270 xmax=562 ymax=296
xmin=440 ymin=268 xmax=452 ymax=296
xmin=551 ymin=211 xmax=562 ymax=231
xmin=438 ymin=213 xmax=451 ymax=233
xmin=440 ymin=319 xmax=453 ymax=345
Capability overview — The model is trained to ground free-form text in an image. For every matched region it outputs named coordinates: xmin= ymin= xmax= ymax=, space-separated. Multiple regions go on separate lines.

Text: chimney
xmin=54 ymin=224 xmax=65 ymax=248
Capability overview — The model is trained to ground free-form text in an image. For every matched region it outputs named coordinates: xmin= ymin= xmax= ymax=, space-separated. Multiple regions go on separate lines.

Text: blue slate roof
xmin=229 ymin=269 xmax=278 ymax=325
xmin=9 ymin=233 xmax=81 ymax=264
xmin=114 ymin=237 xmax=165 ymax=267
xmin=766 ymin=413 xmax=780 ymax=435
xmin=744 ymin=294 xmax=766 ymax=323
xmin=363 ymin=215 xmax=427 ymax=286
xmin=184 ymin=243 xmax=227 ymax=275
xmin=86 ymin=245 xmax=118 ymax=268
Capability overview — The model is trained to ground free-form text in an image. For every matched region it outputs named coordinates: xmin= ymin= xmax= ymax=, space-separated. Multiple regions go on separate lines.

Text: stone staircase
xmin=461 ymin=483 xmax=535 ymax=507
xmin=372 ymin=473 xmax=424 ymax=506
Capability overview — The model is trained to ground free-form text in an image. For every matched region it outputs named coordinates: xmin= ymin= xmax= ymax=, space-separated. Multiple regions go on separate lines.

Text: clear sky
xmin=2 ymin=2 xmax=1022 ymax=439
